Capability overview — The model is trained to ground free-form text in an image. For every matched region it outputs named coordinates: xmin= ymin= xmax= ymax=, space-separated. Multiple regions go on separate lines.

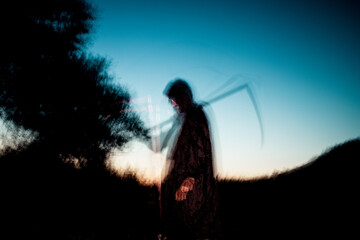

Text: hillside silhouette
xmin=218 ymin=136 xmax=360 ymax=238
xmin=1 ymin=137 xmax=358 ymax=239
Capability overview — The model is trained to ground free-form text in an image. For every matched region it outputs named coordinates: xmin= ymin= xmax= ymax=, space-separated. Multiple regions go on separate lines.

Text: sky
xmin=84 ymin=0 xmax=360 ymax=182
xmin=3 ymin=0 xmax=357 ymax=183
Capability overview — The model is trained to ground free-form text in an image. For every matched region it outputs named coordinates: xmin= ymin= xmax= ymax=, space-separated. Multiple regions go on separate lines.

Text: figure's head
xmin=163 ymin=78 xmax=194 ymax=113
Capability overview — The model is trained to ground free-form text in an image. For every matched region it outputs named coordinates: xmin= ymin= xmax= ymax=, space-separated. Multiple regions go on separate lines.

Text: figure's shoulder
xmin=187 ymin=104 xmax=203 ymax=116
xmin=186 ymin=104 xmax=208 ymax=124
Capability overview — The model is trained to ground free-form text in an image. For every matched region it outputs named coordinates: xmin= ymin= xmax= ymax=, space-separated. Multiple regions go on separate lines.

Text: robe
xmin=160 ymin=104 xmax=220 ymax=240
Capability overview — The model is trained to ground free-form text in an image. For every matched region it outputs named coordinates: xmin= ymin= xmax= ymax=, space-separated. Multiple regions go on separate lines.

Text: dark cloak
xmin=160 ymin=104 xmax=220 ymax=240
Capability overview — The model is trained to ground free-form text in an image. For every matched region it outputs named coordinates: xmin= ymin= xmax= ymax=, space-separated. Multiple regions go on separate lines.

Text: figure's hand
xmin=175 ymin=188 xmax=187 ymax=201
xmin=175 ymin=177 xmax=195 ymax=201
xmin=181 ymin=177 xmax=195 ymax=192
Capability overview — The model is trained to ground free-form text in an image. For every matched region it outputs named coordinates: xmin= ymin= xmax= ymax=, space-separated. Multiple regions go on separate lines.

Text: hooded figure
xmin=160 ymin=79 xmax=220 ymax=240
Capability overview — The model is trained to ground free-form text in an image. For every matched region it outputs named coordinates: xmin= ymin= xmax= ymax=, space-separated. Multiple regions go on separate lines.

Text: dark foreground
xmin=1 ymin=138 xmax=359 ymax=239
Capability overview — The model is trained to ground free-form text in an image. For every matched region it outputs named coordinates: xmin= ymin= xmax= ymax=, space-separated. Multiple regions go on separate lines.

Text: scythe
xmin=151 ymin=81 xmax=264 ymax=148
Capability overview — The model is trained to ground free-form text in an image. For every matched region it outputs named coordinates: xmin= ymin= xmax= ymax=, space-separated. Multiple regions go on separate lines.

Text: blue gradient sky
xmin=86 ymin=0 xmax=360 ymax=181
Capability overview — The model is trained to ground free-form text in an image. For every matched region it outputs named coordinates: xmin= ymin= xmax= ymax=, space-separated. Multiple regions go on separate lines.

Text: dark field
xmin=1 ymin=137 xmax=359 ymax=239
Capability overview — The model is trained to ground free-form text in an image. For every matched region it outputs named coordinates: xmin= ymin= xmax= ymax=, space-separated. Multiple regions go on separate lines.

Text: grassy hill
xmin=1 ymin=137 xmax=359 ymax=239
xmin=218 ymin=137 xmax=360 ymax=238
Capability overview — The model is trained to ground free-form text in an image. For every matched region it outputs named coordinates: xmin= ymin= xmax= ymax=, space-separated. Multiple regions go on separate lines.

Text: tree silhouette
xmin=0 ymin=0 xmax=149 ymax=170
xmin=0 ymin=1 xmax=152 ymax=236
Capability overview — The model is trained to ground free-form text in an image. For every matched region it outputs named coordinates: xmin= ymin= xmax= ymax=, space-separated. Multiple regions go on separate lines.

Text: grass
xmin=1 ymin=137 xmax=359 ymax=239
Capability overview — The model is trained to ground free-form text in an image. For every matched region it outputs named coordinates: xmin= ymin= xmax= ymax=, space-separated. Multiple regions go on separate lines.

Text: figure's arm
xmin=175 ymin=111 xmax=213 ymax=201
xmin=175 ymin=114 xmax=207 ymax=201
xmin=143 ymin=127 xmax=169 ymax=152
xmin=144 ymin=118 xmax=178 ymax=152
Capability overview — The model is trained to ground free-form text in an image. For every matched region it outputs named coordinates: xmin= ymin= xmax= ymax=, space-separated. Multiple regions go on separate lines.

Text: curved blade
xmin=203 ymin=83 xmax=264 ymax=148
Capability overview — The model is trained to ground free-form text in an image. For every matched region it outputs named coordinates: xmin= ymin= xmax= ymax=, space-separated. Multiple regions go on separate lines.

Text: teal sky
xmin=85 ymin=0 xmax=360 ymax=181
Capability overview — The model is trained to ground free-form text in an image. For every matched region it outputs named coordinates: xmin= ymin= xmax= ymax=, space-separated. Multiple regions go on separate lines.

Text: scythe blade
xmin=202 ymin=82 xmax=264 ymax=148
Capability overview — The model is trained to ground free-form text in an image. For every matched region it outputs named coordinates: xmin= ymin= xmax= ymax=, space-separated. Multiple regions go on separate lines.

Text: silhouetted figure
xmin=158 ymin=79 xmax=220 ymax=240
